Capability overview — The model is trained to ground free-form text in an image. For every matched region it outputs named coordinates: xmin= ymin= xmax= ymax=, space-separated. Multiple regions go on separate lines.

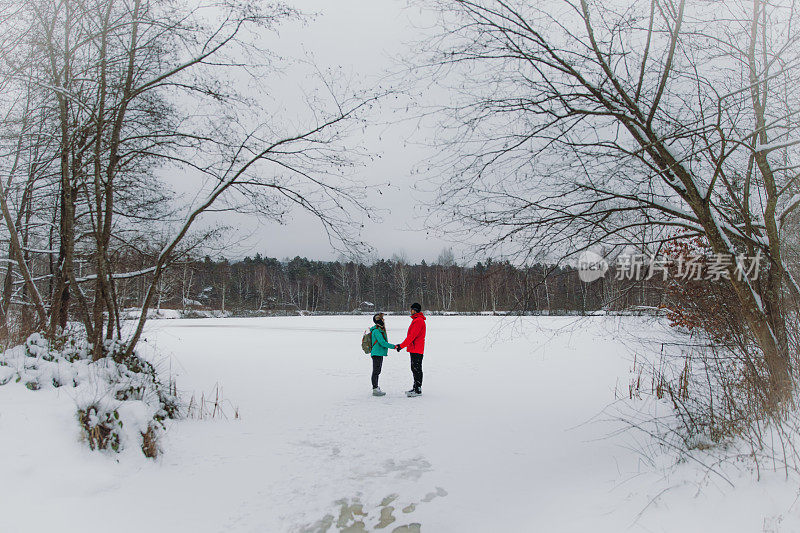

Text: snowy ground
xmin=1 ymin=315 xmax=798 ymax=532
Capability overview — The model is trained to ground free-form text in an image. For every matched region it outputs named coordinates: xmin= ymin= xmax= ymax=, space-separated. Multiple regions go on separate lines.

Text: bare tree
xmin=417 ymin=0 xmax=799 ymax=407
xmin=0 ymin=39 xmax=57 ymax=338
xmin=180 ymin=262 xmax=195 ymax=312
xmin=253 ymin=264 xmax=271 ymax=311
xmin=392 ymin=252 xmax=410 ymax=310
xmin=1 ymin=0 xmax=382 ymax=359
xmin=337 ymin=257 xmax=353 ymax=310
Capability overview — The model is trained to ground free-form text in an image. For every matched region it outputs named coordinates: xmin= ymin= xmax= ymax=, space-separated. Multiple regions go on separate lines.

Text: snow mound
xmin=0 ymin=332 xmax=180 ymax=457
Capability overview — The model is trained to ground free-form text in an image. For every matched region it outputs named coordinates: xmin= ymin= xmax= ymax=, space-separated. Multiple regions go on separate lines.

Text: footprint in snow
xmin=421 ymin=487 xmax=448 ymax=502
xmin=298 ymin=487 xmax=446 ymax=532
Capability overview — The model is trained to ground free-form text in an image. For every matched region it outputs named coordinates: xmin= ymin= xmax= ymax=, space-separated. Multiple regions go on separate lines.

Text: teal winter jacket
xmin=370 ymin=325 xmax=396 ymax=357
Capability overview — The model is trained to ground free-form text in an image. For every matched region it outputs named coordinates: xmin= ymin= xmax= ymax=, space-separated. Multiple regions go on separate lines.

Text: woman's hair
xmin=372 ymin=313 xmax=385 ymax=326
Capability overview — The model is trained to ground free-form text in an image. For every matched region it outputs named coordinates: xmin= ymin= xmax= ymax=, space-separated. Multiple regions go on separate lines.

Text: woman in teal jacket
xmin=370 ymin=313 xmax=396 ymax=396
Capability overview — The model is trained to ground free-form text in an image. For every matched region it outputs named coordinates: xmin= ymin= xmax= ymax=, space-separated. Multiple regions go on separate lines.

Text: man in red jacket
xmin=396 ymin=302 xmax=426 ymax=397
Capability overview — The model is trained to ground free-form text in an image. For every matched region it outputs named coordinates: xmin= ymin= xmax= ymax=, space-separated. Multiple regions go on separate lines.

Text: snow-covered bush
xmin=77 ymin=404 xmax=123 ymax=452
xmin=623 ymin=318 xmax=800 ymax=477
xmin=0 ymin=332 xmax=181 ymax=458
xmin=628 ymin=236 xmax=800 ymax=470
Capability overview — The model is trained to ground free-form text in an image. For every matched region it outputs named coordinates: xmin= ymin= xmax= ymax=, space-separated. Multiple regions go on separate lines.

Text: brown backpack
xmin=361 ymin=328 xmax=374 ymax=354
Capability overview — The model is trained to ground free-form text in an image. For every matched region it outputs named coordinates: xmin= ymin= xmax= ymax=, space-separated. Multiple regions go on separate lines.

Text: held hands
xmin=395 ymin=345 xmax=401 ymax=352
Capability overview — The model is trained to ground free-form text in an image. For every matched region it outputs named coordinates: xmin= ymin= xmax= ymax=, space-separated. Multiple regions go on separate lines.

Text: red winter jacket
xmin=398 ymin=312 xmax=426 ymax=354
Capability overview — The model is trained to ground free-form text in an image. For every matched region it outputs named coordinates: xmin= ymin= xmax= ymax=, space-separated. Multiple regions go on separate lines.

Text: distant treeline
xmin=113 ymin=254 xmax=665 ymax=314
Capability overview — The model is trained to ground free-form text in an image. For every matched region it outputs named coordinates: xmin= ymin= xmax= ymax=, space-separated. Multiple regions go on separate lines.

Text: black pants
xmin=371 ymin=356 xmax=384 ymax=388
xmin=410 ymin=353 xmax=423 ymax=391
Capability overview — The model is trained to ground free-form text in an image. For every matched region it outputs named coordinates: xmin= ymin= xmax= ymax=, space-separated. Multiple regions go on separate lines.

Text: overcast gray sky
xmin=192 ymin=0 xmax=461 ymax=264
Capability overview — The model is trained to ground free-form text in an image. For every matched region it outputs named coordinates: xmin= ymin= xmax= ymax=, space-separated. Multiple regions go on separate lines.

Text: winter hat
xmin=373 ymin=313 xmax=385 ymax=324
xmin=410 ymin=303 xmax=421 ymax=313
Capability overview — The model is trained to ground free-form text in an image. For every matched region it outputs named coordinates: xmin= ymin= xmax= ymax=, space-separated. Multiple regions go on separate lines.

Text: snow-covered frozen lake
xmin=1 ymin=315 xmax=797 ymax=532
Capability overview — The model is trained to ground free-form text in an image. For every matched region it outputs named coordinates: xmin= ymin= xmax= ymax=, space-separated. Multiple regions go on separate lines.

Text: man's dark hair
xmin=410 ymin=303 xmax=421 ymax=313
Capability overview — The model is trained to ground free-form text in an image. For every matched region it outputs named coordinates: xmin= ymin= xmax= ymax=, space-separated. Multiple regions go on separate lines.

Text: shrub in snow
xmin=77 ymin=405 xmax=123 ymax=453
xmin=141 ymin=423 xmax=160 ymax=458
xmin=0 ymin=332 xmax=181 ymax=458
xmin=622 ymin=318 xmax=800 ymax=476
